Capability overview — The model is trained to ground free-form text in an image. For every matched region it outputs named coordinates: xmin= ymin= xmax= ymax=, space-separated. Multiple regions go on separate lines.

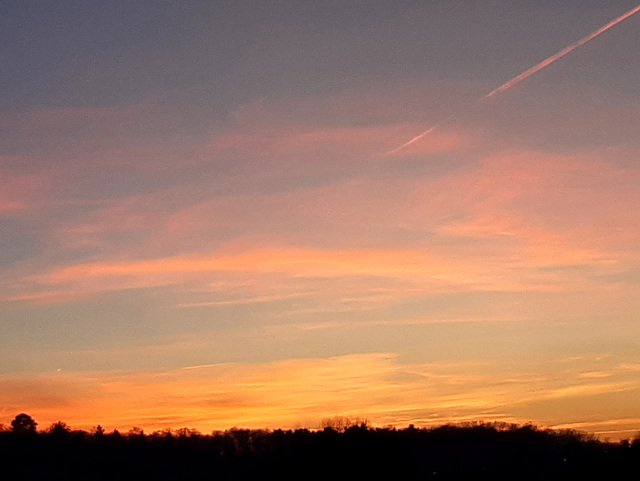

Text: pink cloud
xmin=209 ymin=85 xmax=481 ymax=161
xmin=8 ymin=142 xmax=637 ymax=307
xmin=36 ymin=246 xmax=474 ymax=287
xmin=208 ymin=124 xmax=409 ymax=160
xmin=425 ymin=149 xmax=640 ymax=265
xmin=0 ymin=171 xmax=47 ymax=216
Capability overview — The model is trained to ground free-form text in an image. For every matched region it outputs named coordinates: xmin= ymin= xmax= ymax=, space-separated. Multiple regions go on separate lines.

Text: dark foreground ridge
xmin=1 ymin=417 xmax=639 ymax=480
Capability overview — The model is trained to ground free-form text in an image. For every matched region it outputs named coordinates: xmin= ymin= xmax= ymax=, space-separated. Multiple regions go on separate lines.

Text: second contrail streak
xmin=485 ymin=3 xmax=640 ymax=98
xmin=387 ymin=126 xmax=437 ymax=154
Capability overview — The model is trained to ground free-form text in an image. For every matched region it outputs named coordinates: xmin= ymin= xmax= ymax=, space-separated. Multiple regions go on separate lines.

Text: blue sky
xmin=1 ymin=1 xmax=640 ymax=437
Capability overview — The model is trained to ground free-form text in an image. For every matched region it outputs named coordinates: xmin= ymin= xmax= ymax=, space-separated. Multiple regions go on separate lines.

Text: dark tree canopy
xmin=0 ymin=419 xmax=638 ymax=480
xmin=11 ymin=413 xmax=37 ymax=434
xmin=48 ymin=421 xmax=70 ymax=435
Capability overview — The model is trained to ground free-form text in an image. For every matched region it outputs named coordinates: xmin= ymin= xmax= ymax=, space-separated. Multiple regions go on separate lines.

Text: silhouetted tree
xmin=48 ymin=421 xmax=70 ymax=435
xmin=0 ymin=420 xmax=637 ymax=480
xmin=320 ymin=416 xmax=369 ymax=432
xmin=176 ymin=427 xmax=201 ymax=438
xmin=128 ymin=426 xmax=144 ymax=439
xmin=11 ymin=413 xmax=37 ymax=434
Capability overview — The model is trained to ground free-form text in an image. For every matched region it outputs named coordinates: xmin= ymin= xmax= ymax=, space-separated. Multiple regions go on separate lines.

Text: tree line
xmin=2 ymin=413 xmax=639 ymax=480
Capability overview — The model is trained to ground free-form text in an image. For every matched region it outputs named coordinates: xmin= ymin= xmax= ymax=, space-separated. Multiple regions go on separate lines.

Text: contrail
xmin=390 ymin=4 xmax=640 ymax=154
xmin=485 ymin=3 xmax=640 ymax=98
xmin=387 ymin=126 xmax=437 ymax=155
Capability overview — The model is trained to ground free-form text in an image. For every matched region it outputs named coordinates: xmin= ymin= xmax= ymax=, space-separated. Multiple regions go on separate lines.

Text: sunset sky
xmin=2 ymin=1 xmax=640 ymax=439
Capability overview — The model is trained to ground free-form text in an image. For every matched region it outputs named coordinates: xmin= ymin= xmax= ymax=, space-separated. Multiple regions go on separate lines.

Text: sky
xmin=1 ymin=0 xmax=640 ymax=439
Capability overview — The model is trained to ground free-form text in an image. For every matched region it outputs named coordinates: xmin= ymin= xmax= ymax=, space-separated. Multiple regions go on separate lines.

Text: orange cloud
xmin=0 ymin=354 xmax=400 ymax=432
xmin=551 ymin=418 xmax=640 ymax=439
xmin=2 ymin=353 xmax=638 ymax=439
xmin=34 ymin=247 xmax=477 ymax=292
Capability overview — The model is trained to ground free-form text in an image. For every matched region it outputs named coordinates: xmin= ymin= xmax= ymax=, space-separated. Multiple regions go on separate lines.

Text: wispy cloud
xmin=3 ymin=352 xmax=639 ymax=438
xmin=4 ymin=141 xmax=637 ymax=314
xmin=32 ymin=247 xmax=476 ymax=296
xmin=0 ymin=173 xmax=46 ymax=216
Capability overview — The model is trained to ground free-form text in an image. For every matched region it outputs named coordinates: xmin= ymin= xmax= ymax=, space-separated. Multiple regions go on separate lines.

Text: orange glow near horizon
xmin=2 ymin=354 xmax=639 ymax=440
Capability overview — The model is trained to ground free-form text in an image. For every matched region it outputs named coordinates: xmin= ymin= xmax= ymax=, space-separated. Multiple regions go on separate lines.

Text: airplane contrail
xmin=390 ymin=4 xmax=640 ymax=155
xmin=387 ymin=126 xmax=437 ymax=154
xmin=485 ymin=3 xmax=640 ymax=98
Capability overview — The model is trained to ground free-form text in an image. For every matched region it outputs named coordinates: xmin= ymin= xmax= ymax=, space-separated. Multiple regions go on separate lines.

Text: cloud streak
xmin=387 ymin=126 xmax=437 ymax=155
xmin=485 ymin=3 xmax=640 ymax=98
xmin=2 ymin=353 xmax=640 ymax=439
xmin=392 ymin=4 xmax=640 ymax=152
